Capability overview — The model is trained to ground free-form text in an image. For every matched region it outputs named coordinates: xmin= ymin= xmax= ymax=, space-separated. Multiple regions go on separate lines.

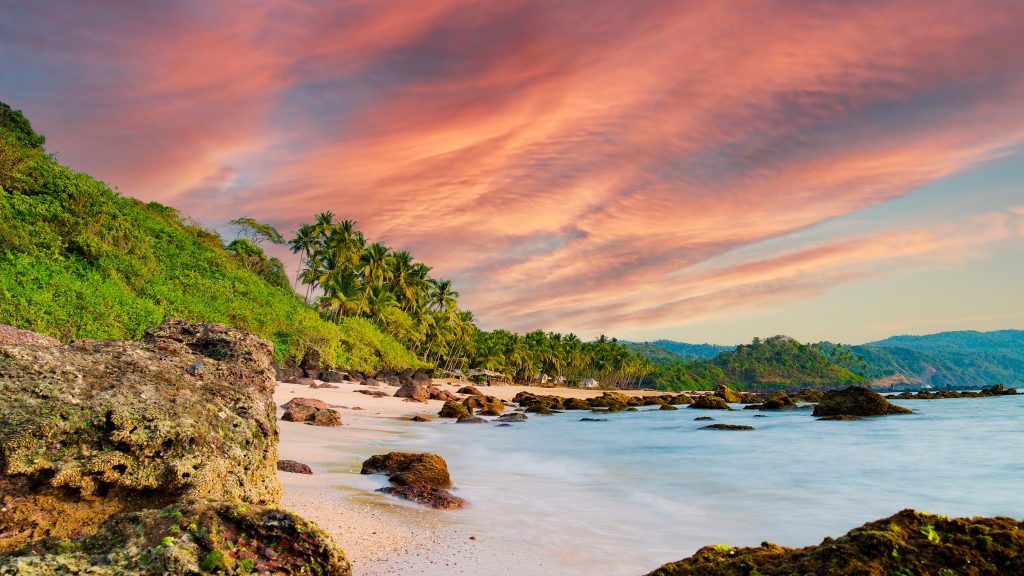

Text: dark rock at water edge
xmin=361 ymin=452 xmax=452 ymax=488
xmin=812 ymin=386 xmax=912 ymax=417
xmin=817 ymin=415 xmax=864 ymax=421
xmin=701 ymin=424 xmax=755 ymax=430
xmin=463 ymin=394 xmax=504 ymax=416
xmin=376 ymin=484 xmax=467 ymax=510
xmin=580 ymin=418 xmax=609 ymax=422
xmin=497 ymin=413 xmax=528 ymax=422
xmin=646 ymin=509 xmax=1024 ymax=576
xmin=278 ymin=459 xmax=314 ymax=474
xmin=457 ymin=416 xmax=487 ymax=424
xmin=659 ymin=404 xmax=679 ymax=410
xmin=889 ymin=384 xmax=1018 ymax=400
xmin=694 ymin=416 xmax=715 ymax=421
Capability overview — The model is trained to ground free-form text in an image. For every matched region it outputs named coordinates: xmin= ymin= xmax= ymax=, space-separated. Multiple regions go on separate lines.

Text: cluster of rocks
xmin=360 ymin=452 xmax=466 ymax=509
xmin=889 ymin=384 xmax=1018 ymax=400
xmin=812 ymin=386 xmax=912 ymax=418
xmin=0 ymin=319 xmax=349 ymax=574
xmin=646 ymin=509 xmax=1024 ymax=575
xmin=435 ymin=386 xmax=508 ymax=421
xmin=513 ymin=391 xmax=696 ymax=414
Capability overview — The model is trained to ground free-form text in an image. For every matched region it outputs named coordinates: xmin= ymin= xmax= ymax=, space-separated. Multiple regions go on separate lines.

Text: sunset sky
xmin=2 ymin=1 xmax=1022 ymax=344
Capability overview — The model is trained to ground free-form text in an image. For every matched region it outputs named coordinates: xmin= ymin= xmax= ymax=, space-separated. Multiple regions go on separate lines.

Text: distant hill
xmin=633 ymin=340 xmax=734 ymax=359
xmin=623 ymin=342 xmax=685 ymax=364
xmin=647 ymin=335 xmax=864 ymax=392
xmin=819 ymin=330 xmax=1024 ymax=389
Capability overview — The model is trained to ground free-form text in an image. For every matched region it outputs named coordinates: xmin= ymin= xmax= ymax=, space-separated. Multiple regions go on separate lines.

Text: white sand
xmin=274 ymin=381 xmax=672 ymax=575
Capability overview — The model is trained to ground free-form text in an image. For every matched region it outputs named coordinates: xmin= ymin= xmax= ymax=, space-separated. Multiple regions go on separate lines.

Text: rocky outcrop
xmin=659 ymin=404 xmax=679 ymax=410
xmin=0 ymin=324 xmax=59 ymax=347
xmin=278 ymin=460 xmax=314 ymax=474
xmin=394 ymin=381 xmax=430 ymax=402
xmin=812 ymin=386 xmax=912 ymax=418
xmin=646 ymin=509 xmax=1024 ymax=576
xmin=690 ymin=396 xmax=731 ymax=410
xmin=791 ymin=388 xmax=824 ymax=402
xmin=463 ymin=395 xmax=504 ymax=416
xmin=1 ymin=319 xmax=281 ymax=552
xmin=497 ymin=413 xmax=528 ymax=422
xmin=457 ymin=385 xmax=483 ymax=396
xmin=701 ymin=424 xmax=755 ymax=430
xmin=439 ymin=400 xmax=472 ymax=419
xmin=360 ymin=452 xmax=451 ymax=488
xmin=0 ymin=319 xmax=349 ymax=573
xmin=889 ymin=384 xmax=1018 ymax=400
xmin=0 ymin=500 xmax=349 ymax=575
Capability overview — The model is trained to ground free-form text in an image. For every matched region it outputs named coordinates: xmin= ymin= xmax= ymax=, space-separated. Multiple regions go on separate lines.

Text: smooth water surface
xmin=364 ymin=396 xmax=1024 ymax=575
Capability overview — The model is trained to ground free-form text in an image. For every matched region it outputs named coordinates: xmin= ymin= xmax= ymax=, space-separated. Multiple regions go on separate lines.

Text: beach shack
xmin=580 ymin=377 xmax=599 ymax=389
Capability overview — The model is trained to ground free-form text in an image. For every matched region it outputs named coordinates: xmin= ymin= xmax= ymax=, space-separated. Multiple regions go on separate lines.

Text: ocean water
xmin=363 ymin=396 xmax=1024 ymax=575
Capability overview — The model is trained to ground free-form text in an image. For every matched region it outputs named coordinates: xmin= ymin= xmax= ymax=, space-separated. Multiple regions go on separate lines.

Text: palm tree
xmin=356 ymin=243 xmax=392 ymax=316
xmin=427 ymin=279 xmax=460 ymax=321
xmin=288 ymin=223 xmax=317 ymax=291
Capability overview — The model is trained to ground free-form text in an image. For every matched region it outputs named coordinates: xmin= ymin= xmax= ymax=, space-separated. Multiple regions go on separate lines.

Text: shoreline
xmin=274 ymin=380 xmax=672 ymax=575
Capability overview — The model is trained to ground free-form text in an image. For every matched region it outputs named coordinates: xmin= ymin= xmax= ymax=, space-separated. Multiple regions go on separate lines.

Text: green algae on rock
xmin=0 ymin=500 xmax=350 ymax=575
xmin=812 ymin=386 xmax=912 ymax=418
xmin=0 ymin=319 xmax=281 ymax=552
xmin=439 ymin=400 xmax=472 ymax=419
xmin=360 ymin=452 xmax=452 ymax=488
xmin=689 ymin=396 xmax=731 ymax=410
xmin=646 ymin=509 xmax=1024 ymax=576
xmin=463 ymin=394 xmax=504 ymax=416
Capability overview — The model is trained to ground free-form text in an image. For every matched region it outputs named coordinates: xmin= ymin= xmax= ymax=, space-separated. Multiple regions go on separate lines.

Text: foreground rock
xmin=376 ymin=485 xmax=467 ymax=509
xmin=812 ymin=386 xmax=912 ymax=417
xmin=0 ymin=319 xmax=349 ymax=573
xmin=394 ymin=380 xmax=430 ymax=402
xmin=1 ymin=500 xmax=349 ymax=575
xmin=0 ymin=319 xmax=281 ymax=552
xmin=439 ymin=400 xmax=472 ymax=418
xmin=360 ymin=452 xmax=451 ymax=488
xmin=463 ymin=394 xmax=504 ymax=416
xmin=646 ymin=509 xmax=1024 ymax=576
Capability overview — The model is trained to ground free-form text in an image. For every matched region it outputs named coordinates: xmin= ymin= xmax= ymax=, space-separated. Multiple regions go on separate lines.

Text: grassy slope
xmin=0 ymin=103 xmax=418 ymax=372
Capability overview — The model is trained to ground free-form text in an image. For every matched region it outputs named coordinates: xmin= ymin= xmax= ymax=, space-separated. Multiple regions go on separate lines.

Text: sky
xmin=2 ymin=0 xmax=1022 ymax=345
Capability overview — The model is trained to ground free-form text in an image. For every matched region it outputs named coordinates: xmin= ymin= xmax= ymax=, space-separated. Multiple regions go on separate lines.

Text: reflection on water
xmin=373 ymin=395 xmax=1023 ymax=575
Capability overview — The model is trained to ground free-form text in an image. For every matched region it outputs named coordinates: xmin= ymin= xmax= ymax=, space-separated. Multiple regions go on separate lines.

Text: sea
xmin=355 ymin=395 xmax=1024 ymax=575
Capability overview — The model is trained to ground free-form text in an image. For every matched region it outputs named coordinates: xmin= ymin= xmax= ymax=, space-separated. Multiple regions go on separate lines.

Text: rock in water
xmin=701 ymin=424 xmax=755 ymax=430
xmin=497 ymin=413 xmax=528 ymax=422
xmin=659 ymin=404 xmax=679 ymax=411
xmin=376 ymin=484 xmax=467 ymax=509
xmin=360 ymin=452 xmax=452 ymax=488
xmin=690 ymin=396 xmax=731 ymax=410
xmin=0 ymin=319 xmax=281 ymax=552
xmin=394 ymin=381 xmax=430 ymax=402
xmin=812 ymin=386 xmax=912 ymax=417
xmin=439 ymin=400 xmax=472 ymax=418
xmin=278 ymin=460 xmax=314 ymax=474
xmin=645 ymin=509 xmax=1024 ymax=576
xmin=0 ymin=500 xmax=349 ymax=575
xmin=457 ymin=416 xmax=487 ymax=424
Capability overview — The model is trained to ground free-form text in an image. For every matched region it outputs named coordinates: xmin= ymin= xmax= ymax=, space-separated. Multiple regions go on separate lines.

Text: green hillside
xmin=0 ymin=102 xmax=418 ymax=372
xmin=647 ymin=335 xmax=864 ymax=391
xmin=819 ymin=330 xmax=1024 ymax=388
xmin=648 ymin=340 xmax=734 ymax=359
xmin=623 ymin=342 xmax=686 ymax=364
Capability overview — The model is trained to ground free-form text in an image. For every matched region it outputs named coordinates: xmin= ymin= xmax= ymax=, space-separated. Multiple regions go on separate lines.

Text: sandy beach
xmin=274 ymin=380 xmax=670 ymax=575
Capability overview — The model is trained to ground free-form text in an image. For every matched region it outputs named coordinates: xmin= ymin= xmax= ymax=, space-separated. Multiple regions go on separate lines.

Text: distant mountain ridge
xmin=630 ymin=329 xmax=1023 ymax=390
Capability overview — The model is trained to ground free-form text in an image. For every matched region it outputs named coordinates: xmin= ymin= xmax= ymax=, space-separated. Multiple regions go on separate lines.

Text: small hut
xmin=580 ymin=377 xmax=599 ymax=389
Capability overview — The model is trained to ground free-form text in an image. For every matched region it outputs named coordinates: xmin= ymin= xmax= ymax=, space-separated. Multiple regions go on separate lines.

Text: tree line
xmin=227 ymin=213 xmax=654 ymax=385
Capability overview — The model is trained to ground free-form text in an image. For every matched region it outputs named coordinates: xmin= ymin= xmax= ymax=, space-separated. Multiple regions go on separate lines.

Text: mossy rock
xmin=0 ymin=319 xmax=281 ymax=553
xmin=462 ymin=395 xmax=504 ymax=416
xmin=438 ymin=400 xmax=471 ymax=419
xmin=659 ymin=404 xmax=679 ymax=411
xmin=759 ymin=392 xmax=796 ymax=411
xmin=812 ymin=386 xmax=912 ymax=418
xmin=588 ymin=392 xmax=631 ymax=408
xmin=0 ymin=500 xmax=350 ymax=575
xmin=646 ymin=509 xmax=1024 ymax=575
xmin=689 ymin=396 xmax=731 ymax=410
xmin=360 ymin=452 xmax=451 ymax=488
xmin=713 ymin=385 xmax=742 ymax=403
xmin=791 ymin=388 xmax=824 ymax=402
xmin=563 ymin=398 xmax=592 ymax=410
